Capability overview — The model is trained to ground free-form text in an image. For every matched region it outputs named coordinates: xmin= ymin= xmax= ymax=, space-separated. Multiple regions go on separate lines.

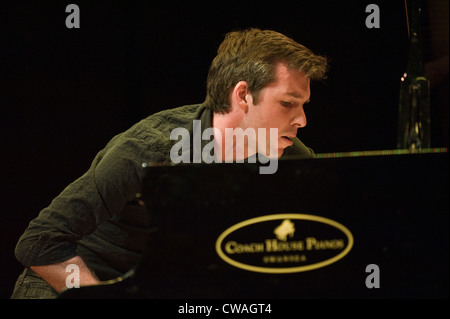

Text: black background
xmin=0 ymin=0 xmax=447 ymax=299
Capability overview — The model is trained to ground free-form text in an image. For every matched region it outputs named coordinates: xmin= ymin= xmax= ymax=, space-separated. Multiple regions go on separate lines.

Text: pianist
xmin=11 ymin=28 xmax=328 ymax=298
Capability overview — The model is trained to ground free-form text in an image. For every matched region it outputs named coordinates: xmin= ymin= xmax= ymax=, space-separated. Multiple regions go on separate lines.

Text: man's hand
xmin=30 ymin=255 xmax=100 ymax=293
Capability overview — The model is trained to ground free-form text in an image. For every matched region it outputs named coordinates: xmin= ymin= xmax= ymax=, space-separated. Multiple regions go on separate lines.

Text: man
xmin=11 ymin=28 xmax=328 ymax=298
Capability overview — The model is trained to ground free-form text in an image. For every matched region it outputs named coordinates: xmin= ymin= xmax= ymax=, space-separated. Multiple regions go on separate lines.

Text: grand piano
xmin=60 ymin=149 xmax=448 ymax=299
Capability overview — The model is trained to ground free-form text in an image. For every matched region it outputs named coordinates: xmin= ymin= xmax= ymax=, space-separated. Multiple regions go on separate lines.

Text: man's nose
xmin=291 ymin=106 xmax=307 ymax=128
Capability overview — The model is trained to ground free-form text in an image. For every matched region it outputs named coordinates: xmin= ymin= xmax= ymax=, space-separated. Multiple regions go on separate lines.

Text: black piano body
xmin=60 ymin=150 xmax=449 ymax=299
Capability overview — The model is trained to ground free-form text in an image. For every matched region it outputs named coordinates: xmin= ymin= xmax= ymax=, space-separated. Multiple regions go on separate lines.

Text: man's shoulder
xmin=128 ymin=103 xmax=206 ymax=137
xmin=99 ymin=104 xmax=208 ymax=163
xmin=149 ymin=103 xmax=205 ymax=122
xmin=281 ymin=137 xmax=315 ymax=159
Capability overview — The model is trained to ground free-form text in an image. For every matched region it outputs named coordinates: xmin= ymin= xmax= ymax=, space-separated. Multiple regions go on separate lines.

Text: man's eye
xmin=281 ymin=101 xmax=292 ymax=107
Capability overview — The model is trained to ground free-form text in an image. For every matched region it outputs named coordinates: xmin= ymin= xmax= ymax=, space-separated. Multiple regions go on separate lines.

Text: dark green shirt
xmin=14 ymin=104 xmax=314 ymax=280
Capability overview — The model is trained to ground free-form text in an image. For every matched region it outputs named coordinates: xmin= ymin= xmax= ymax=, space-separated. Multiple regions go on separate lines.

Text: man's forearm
xmin=30 ymin=255 xmax=100 ymax=293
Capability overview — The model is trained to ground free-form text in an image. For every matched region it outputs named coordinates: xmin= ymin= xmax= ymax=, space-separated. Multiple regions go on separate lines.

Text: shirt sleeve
xmin=14 ymin=137 xmax=149 ymax=266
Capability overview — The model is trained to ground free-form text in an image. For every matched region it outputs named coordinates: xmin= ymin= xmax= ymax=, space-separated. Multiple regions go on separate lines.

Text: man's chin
xmin=277 ymin=148 xmax=285 ymax=158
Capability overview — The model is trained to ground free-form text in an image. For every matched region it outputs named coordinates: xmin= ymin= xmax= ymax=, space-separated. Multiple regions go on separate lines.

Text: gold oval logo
xmin=215 ymin=214 xmax=354 ymax=273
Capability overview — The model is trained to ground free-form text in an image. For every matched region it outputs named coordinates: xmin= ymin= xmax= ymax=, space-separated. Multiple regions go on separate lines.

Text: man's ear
xmin=232 ymin=81 xmax=250 ymax=112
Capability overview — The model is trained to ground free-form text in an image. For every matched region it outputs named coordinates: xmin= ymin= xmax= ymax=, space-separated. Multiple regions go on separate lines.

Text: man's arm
xmin=30 ymin=255 xmax=101 ymax=293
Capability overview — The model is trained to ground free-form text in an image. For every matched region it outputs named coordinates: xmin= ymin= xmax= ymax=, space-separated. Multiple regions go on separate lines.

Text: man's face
xmin=243 ymin=62 xmax=311 ymax=158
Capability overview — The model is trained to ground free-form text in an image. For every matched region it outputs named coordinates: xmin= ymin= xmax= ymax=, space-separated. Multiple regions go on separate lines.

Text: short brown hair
xmin=204 ymin=28 xmax=329 ymax=113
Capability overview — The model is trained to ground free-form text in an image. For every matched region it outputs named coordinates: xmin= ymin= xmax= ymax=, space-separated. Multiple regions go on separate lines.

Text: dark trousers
xmin=10 ymin=268 xmax=59 ymax=299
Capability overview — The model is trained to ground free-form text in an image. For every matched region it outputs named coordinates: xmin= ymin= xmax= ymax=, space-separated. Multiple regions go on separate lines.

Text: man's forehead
xmin=274 ymin=62 xmax=308 ymax=77
xmin=259 ymin=63 xmax=310 ymax=99
xmin=274 ymin=64 xmax=309 ymax=85
xmin=277 ymin=79 xmax=311 ymax=100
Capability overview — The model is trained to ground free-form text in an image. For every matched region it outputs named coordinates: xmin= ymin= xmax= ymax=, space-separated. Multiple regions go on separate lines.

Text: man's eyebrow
xmin=286 ymin=92 xmax=310 ymax=103
xmin=286 ymin=92 xmax=301 ymax=98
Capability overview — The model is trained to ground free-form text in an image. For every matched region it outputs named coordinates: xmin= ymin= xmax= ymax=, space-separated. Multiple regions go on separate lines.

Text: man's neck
xmin=212 ymin=110 xmax=256 ymax=162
